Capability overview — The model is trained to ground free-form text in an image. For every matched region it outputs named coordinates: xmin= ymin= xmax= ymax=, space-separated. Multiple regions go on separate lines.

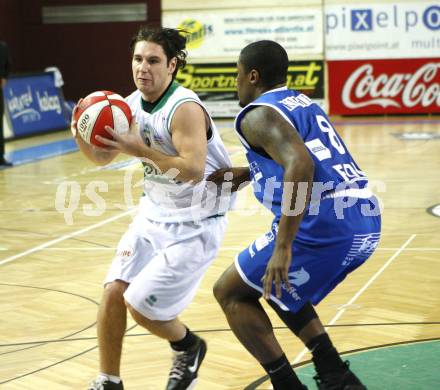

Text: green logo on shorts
xmin=145 ymin=295 xmax=157 ymax=306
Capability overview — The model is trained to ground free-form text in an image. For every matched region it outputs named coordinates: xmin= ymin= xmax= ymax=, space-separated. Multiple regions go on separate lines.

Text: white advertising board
xmin=325 ymin=2 xmax=440 ymax=60
xmin=163 ymin=8 xmax=323 ymax=60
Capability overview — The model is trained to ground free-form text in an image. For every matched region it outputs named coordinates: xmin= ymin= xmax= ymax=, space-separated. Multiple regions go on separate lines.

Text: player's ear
xmin=168 ymin=57 xmax=177 ymax=74
xmin=249 ymin=69 xmax=259 ymax=85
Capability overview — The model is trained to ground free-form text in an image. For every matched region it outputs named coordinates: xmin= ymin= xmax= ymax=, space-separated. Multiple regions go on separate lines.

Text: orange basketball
xmin=74 ymin=91 xmax=132 ymax=147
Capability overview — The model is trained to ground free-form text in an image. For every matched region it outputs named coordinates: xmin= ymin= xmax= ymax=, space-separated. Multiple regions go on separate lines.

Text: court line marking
xmin=333 ymin=119 xmax=440 ymax=126
xmin=3 ymin=323 xmax=440 ymax=348
xmin=0 ymin=209 xmax=136 ymax=267
xmin=20 ymin=246 xmax=440 ymax=251
xmin=291 ymin=234 xmax=417 ymax=366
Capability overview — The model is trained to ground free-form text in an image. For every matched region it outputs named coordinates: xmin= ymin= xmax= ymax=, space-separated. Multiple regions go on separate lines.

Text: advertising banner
xmin=325 ymin=2 xmax=440 ymax=60
xmin=177 ymin=61 xmax=325 ymax=117
xmin=328 ymin=58 xmax=440 ymax=115
xmin=4 ymin=72 xmax=69 ymax=137
xmin=2 ymin=114 xmax=13 ymax=139
xmin=163 ymin=8 xmax=323 ymax=59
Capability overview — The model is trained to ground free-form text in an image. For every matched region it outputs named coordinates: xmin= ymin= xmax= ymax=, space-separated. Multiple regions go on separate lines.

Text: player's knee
xmin=102 ymin=280 xmax=128 ymax=305
xmin=213 ymin=277 xmax=226 ymax=305
xmin=213 ymin=275 xmax=235 ymax=309
xmin=125 ymin=300 xmax=162 ymax=327
xmin=214 ymin=281 xmax=244 ymax=319
xmin=214 ymin=265 xmax=259 ymax=313
xmin=125 ymin=301 xmax=142 ymax=322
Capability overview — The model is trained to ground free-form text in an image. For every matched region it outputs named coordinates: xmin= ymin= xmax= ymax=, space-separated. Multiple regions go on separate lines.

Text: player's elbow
xmin=303 ymin=154 xmax=315 ymax=179
xmin=94 ymin=151 xmax=117 ymax=166
xmin=180 ymin=158 xmax=205 ymax=183
xmin=291 ymin=151 xmax=314 ymax=177
xmin=186 ymin=166 xmax=205 ymax=183
xmin=94 ymin=158 xmax=112 ymax=166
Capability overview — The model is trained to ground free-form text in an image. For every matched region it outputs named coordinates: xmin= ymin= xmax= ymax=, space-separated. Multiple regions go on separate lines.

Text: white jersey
xmin=125 ymin=82 xmax=235 ymax=222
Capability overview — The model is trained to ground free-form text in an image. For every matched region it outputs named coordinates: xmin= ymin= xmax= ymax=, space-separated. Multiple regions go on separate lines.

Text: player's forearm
xmin=140 ymin=146 xmax=205 ymax=183
xmin=276 ymin=160 xmax=314 ymax=248
xmin=230 ymin=167 xmax=251 ymax=191
xmin=206 ymin=166 xmax=250 ymax=192
xmin=75 ymin=136 xmax=118 ymax=166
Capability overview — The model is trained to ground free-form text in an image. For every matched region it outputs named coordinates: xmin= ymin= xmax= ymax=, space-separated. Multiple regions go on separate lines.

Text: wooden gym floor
xmin=0 ymin=116 xmax=439 ymax=389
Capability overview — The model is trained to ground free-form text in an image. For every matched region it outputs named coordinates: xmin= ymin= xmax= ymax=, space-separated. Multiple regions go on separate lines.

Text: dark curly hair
xmin=239 ymin=40 xmax=288 ymax=88
xmin=130 ymin=27 xmax=187 ymax=79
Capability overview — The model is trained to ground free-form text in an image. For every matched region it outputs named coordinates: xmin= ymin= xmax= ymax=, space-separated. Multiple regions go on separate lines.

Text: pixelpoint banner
xmin=325 ymin=2 xmax=440 ymax=60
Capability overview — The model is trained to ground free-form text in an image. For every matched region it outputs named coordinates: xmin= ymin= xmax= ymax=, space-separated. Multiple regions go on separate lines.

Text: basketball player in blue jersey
xmin=211 ymin=41 xmax=381 ymax=390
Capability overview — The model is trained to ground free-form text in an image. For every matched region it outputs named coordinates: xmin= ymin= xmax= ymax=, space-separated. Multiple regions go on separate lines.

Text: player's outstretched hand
xmin=262 ymin=246 xmax=292 ymax=299
xmin=207 ymin=167 xmax=250 ymax=192
xmin=207 ymin=168 xmax=233 ymax=184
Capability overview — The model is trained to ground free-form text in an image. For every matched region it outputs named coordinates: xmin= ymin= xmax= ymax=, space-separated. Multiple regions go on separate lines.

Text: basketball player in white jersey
xmin=72 ymin=27 xmax=234 ymax=390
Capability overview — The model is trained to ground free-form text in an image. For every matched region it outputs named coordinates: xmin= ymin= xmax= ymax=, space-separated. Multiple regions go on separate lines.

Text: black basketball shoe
xmin=87 ymin=376 xmax=124 ymax=390
xmin=166 ymin=337 xmax=207 ymax=390
xmin=313 ymin=361 xmax=367 ymax=390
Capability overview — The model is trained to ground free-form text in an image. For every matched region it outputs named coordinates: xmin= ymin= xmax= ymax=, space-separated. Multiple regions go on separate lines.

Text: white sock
xmin=99 ymin=373 xmax=121 ymax=384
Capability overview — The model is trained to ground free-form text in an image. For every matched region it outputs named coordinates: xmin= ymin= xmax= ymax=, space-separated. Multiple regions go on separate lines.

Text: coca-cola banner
xmin=328 ymin=58 xmax=440 ymax=115
xmin=325 ymin=3 xmax=440 ymax=60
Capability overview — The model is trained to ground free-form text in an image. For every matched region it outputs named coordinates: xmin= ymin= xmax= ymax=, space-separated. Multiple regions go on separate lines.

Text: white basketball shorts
xmin=104 ymin=213 xmax=227 ymax=321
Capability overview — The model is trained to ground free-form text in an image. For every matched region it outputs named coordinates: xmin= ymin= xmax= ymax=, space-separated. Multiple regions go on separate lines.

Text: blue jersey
xmin=235 ymin=87 xmax=369 ymax=220
xmin=234 ymin=87 xmax=381 ymax=312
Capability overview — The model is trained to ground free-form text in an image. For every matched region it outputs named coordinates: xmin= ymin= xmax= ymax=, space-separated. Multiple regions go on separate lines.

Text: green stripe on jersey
xmin=150 ymin=81 xmax=180 ymax=114
xmin=166 ymin=98 xmax=200 ymax=132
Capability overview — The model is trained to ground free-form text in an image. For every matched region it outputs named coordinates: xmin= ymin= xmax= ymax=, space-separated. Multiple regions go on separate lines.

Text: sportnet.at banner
xmin=325 ymin=2 xmax=440 ymax=60
xmin=328 ymin=58 xmax=440 ymax=115
xmin=176 ymin=61 xmax=325 ymax=118
xmin=163 ymin=8 xmax=323 ymax=60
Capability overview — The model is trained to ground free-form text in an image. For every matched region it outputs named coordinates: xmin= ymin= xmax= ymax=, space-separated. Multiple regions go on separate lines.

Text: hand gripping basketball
xmin=72 ymin=91 xmax=132 ymax=147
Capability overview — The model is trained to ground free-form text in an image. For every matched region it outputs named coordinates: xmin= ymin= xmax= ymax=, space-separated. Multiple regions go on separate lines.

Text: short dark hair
xmin=130 ymin=27 xmax=187 ymax=78
xmin=239 ymin=40 xmax=288 ymax=88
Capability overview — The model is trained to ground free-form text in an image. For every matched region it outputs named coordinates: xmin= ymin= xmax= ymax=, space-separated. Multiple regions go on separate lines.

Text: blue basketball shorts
xmin=235 ymin=198 xmax=381 ymax=312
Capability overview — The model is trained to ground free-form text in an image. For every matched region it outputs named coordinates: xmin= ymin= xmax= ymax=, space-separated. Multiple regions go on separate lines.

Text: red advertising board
xmin=328 ymin=58 xmax=440 ymax=115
